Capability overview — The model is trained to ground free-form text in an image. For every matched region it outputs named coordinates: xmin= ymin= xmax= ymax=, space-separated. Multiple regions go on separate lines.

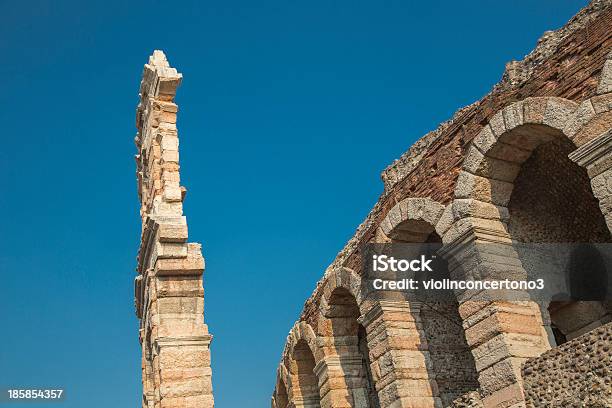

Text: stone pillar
xmin=314 ymin=355 xmax=354 ymax=408
xmin=569 ymin=130 xmax=612 ymax=233
xmin=134 ymin=51 xmax=214 ymax=408
xmin=358 ymin=300 xmax=442 ymax=408
xmin=288 ymin=399 xmax=320 ymax=408
xmin=315 ymin=352 xmax=370 ymax=408
xmin=439 ymin=225 xmax=551 ymax=408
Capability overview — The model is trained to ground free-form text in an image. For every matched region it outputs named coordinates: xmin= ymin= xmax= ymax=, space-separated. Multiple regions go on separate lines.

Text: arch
xmin=454 ymin=97 xmax=578 ymax=210
xmin=319 ymin=267 xmax=363 ymax=317
xmin=450 ymin=95 xmax=610 ymax=244
xmin=548 ymin=244 xmax=611 ymax=343
xmin=379 ymin=197 xmax=446 ymax=241
xmin=284 ymin=321 xmax=322 ymax=367
xmin=272 ymin=368 xmax=289 ymax=408
xmin=443 ymin=95 xmax=611 ymax=404
xmin=321 ymin=285 xmax=380 ymax=408
xmin=383 ymin=198 xmax=478 ymax=404
xmin=289 ymin=339 xmax=321 ymax=407
xmin=283 ymin=322 xmax=322 ymax=407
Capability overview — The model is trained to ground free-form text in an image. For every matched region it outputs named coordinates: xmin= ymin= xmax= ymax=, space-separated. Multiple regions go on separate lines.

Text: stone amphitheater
xmin=270 ymin=1 xmax=612 ymax=407
xmin=131 ymin=1 xmax=612 ymax=407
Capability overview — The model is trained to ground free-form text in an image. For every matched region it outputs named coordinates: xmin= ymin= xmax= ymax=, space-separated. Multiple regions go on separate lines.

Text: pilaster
xmin=358 ymin=300 xmax=442 ymax=408
xmin=439 ymin=224 xmax=550 ymax=408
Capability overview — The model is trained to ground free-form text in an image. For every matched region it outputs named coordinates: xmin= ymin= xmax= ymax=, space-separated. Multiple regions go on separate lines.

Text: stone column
xmin=315 ymin=355 xmax=351 ymax=408
xmin=315 ymin=352 xmax=369 ymax=408
xmin=569 ymin=130 xmax=612 ymax=233
xmin=358 ymin=300 xmax=442 ymax=408
xmin=439 ymin=225 xmax=551 ymax=408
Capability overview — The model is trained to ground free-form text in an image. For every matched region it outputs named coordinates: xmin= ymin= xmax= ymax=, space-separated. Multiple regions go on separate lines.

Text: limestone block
xmin=158 ymin=223 xmax=188 ymax=243
xmin=434 ymin=204 xmax=454 ymax=237
xmin=522 ymin=97 xmax=548 ymax=124
xmin=155 ymin=242 xmax=188 ymax=259
xmin=387 ymin=205 xmax=403 ymax=231
xmin=589 ymin=167 xmax=612 ymax=201
xmin=160 ymin=394 xmax=214 ymax=408
xmin=159 ymin=134 xmax=179 ymax=151
xmin=476 ymin=358 xmax=523 ymax=396
xmin=155 ymin=246 xmax=204 ymax=276
xmin=158 ymin=347 xmax=211 ymax=370
xmin=451 ymin=199 xmax=509 ymax=222
xmin=597 ymin=57 xmax=612 ymax=94
xmin=454 ymin=172 xmax=514 ymax=206
xmin=472 ymin=125 xmax=497 ymax=154
xmin=499 ymin=124 xmax=555 ymax=151
xmin=164 ymin=185 xmax=183 ymax=202
xmin=543 ymin=98 xmax=577 ymax=130
xmin=488 ymin=112 xmax=507 ymax=137
xmin=572 ymin=110 xmax=612 ymax=147
xmin=486 ymin=141 xmax=532 ymax=164
xmin=502 ymin=102 xmax=524 ymax=131
xmin=563 ymin=99 xmax=596 ymax=139
xmin=589 ymin=92 xmax=612 ymax=114
xmin=404 ymin=198 xmax=444 ymax=225
xmin=463 ymin=147 xmax=521 ymax=182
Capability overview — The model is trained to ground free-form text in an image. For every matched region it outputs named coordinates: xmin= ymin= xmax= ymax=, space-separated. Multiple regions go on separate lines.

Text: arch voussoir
xmin=380 ymin=197 xmax=445 ymax=239
xmin=456 ymin=97 xmax=580 ymax=216
xmin=319 ymin=267 xmax=363 ymax=316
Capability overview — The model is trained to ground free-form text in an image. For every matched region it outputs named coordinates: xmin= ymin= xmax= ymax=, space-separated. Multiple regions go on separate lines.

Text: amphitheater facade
xmin=271 ymin=1 xmax=612 ymax=407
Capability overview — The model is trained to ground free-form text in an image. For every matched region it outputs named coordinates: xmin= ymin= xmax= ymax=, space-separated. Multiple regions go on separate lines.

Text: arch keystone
xmin=542 ymin=97 xmax=579 ymax=130
xmin=379 ymin=197 xmax=445 ymax=239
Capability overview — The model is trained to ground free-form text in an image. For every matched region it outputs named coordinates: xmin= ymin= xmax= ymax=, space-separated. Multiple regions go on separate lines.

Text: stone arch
xmin=377 ymin=197 xmax=479 ymax=406
xmin=452 ymin=95 xmax=610 ymax=284
xmin=284 ymin=322 xmax=322 ymax=407
xmin=285 ymin=321 xmax=322 ymax=366
xmin=319 ymin=267 xmax=363 ymax=318
xmin=454 ymin=97 xmax=578 ymax=216
xmin=444 ymin=96 xmax=612 ymax=406
xmin=272 ymin=367 xmax=289 ymax=408
xmin=379 ymin=197 xmax=446 ymax=242
xmin=318 ymin=283 xmax=380 ymax=408
xmin=448 ymin=95 xmax=612 ymax=244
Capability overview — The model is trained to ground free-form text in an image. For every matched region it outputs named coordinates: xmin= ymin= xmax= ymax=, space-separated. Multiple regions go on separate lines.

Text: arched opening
xmin=492 ymin=124 xmax=611 ymax=344
xmin=546 ymin=244 xmax=610 ymax=343
xmin=274 ymin=378 xmax=289 ymax=408
xmin=327 ymin=287 xmax=379 ymax=408
xmin=290 ymin=340 xmax=321 ymax=407
xmin=390 ymin=219 xmax=479 ymax=406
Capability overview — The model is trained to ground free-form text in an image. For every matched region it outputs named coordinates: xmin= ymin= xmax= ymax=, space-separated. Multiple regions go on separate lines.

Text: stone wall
xmin=273 ymin=1 xmax=612 ymax=407
xmin=522 ymin=322 xmax=612 ymax=407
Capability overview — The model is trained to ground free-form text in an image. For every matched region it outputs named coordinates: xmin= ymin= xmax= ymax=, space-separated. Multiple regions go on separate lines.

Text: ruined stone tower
xmin=134 ymin=51 xmax=214 ymax=408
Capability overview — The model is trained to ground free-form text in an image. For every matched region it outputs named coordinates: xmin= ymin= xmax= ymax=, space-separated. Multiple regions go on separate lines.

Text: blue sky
xmin=0 ymin=0 xmax=587 ymax=407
